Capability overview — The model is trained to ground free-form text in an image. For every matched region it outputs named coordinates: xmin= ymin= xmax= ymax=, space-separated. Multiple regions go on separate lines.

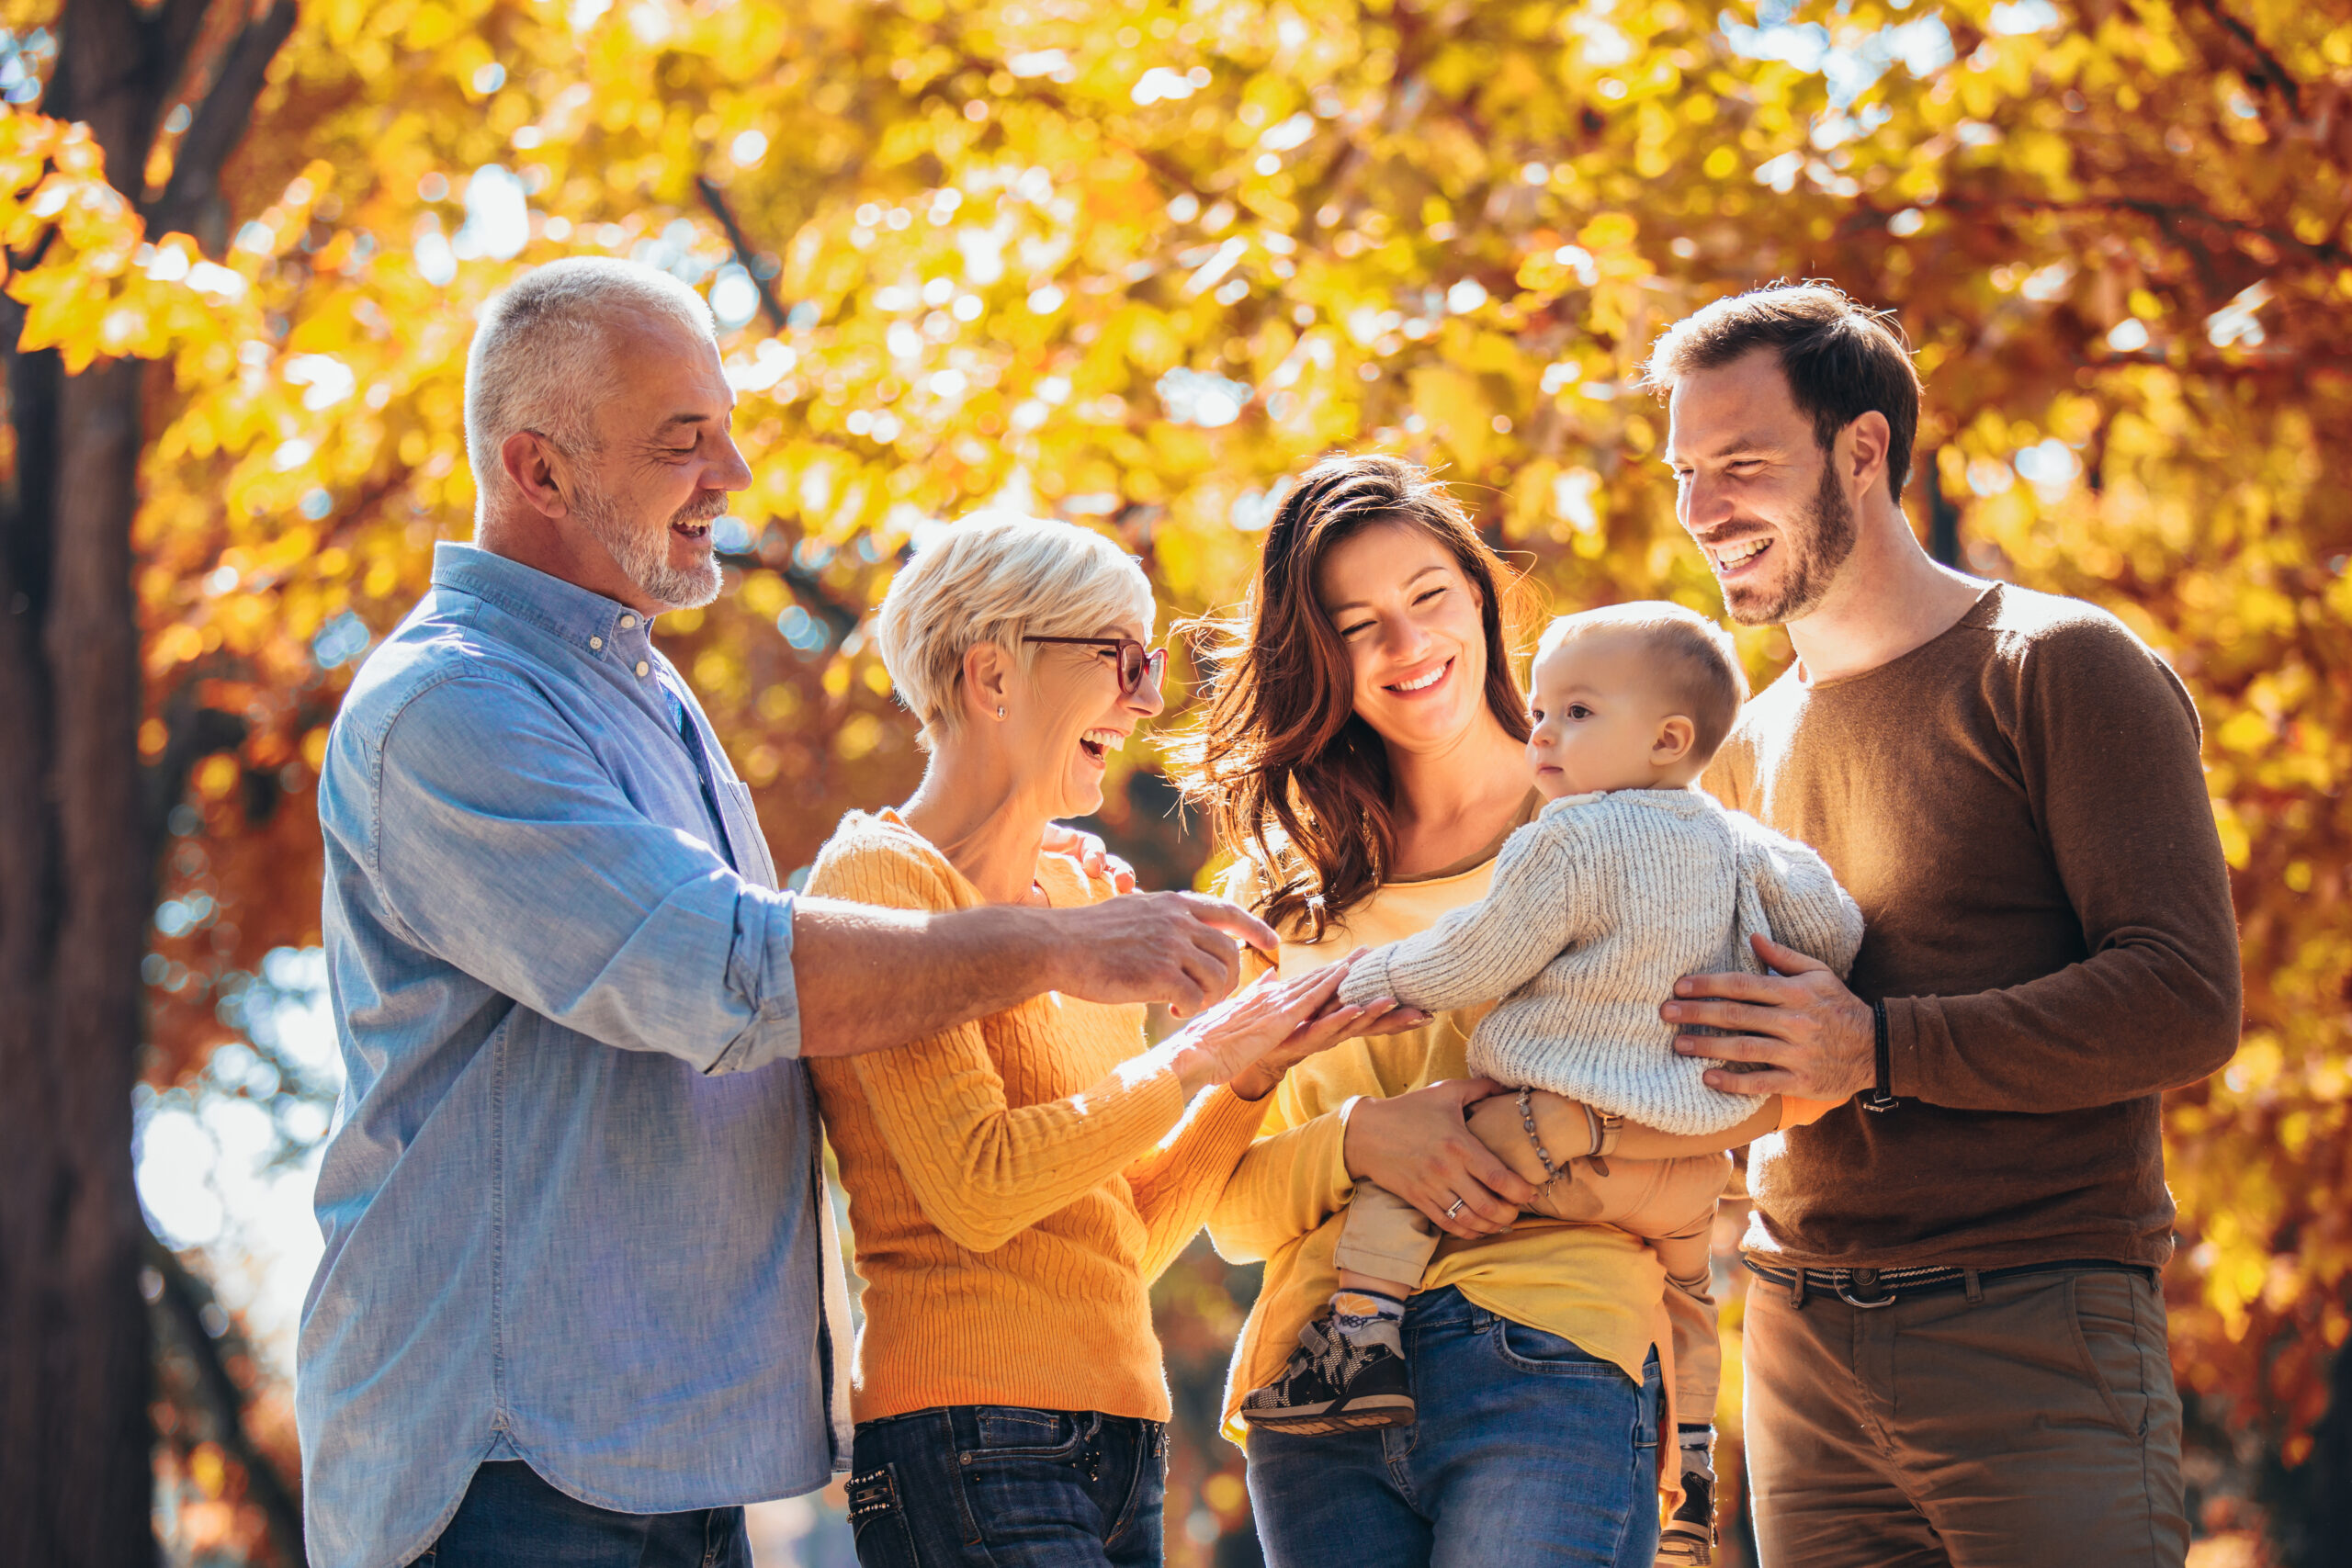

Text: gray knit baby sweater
xmin=1337 ymin=788 xmax=1864 ymax=1135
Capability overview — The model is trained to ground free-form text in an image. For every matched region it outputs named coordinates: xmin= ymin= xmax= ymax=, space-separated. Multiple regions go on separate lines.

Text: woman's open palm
xmin=1170 ymin=956 xmax=1429 ymax=1100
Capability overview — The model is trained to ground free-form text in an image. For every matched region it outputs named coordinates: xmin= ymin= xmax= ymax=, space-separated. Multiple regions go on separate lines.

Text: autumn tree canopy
xmin=4 ymin=0 xmax=2347 ymax=1559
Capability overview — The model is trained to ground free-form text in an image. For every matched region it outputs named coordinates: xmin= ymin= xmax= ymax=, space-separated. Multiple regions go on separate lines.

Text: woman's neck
xmin=899 ymin=744 xmax=1049 ymax=905
xmin=1383 ymin=712 xmax=1536 ymax=878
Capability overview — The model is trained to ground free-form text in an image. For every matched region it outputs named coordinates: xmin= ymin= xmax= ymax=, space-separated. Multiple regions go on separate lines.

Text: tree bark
xmin=0 ymin=350 xmax=158 ymax=1568
xmin=0 ymin=4 xmax=296 ymax=1561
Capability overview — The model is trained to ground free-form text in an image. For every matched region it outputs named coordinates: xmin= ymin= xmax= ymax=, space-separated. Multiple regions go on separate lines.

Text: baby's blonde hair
xmin=1536 ymin=602 xmax=1749 ymax=759
xmin=874 ymin=513 xmax=1155 ymax=748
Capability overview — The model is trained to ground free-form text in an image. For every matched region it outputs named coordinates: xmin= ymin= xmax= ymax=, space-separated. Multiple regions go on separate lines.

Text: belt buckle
xmin=1835 ymin=1268 xmax=1898 ymax=1309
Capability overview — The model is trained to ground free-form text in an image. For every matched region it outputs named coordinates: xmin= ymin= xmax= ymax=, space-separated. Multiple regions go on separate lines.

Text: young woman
xmin=1173 ymin=456 xmax=1765 ymax=1568
xmin=806 ymin=513 xmax=1420 ymax=1568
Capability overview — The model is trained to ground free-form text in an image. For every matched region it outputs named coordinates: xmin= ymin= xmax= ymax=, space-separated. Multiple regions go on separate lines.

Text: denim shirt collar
xmin=429 ymin=542 xmax=657 ymax=659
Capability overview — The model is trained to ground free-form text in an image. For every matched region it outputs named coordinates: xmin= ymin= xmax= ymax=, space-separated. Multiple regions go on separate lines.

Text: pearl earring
xmin=997 ymin=705 xmax=1007 ymax=719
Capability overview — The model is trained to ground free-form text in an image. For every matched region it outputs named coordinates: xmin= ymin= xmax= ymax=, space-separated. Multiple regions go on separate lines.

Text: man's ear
xmin=1652 ymin=713 xmax=1697 ymax=768
xmin=501 ymin=430 xmax=571 ymax=521
xmin=1841 ymin=411 xmax=1891 ymax=496
xmin=962 ymin=640 xmax=1013 ymax=722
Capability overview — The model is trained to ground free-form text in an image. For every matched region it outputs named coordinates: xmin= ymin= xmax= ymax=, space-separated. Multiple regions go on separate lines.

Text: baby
xmin=1240 ymin=602 xmax=1862 ymax=1568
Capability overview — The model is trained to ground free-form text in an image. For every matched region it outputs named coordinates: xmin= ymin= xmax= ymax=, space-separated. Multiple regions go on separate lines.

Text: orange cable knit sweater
xmin=807 ymin=809 xmax=1272 ymax=1424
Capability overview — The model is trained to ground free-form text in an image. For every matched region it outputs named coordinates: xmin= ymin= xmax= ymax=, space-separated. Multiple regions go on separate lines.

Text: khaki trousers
xmin=1334 ymin=1145 xmax=1732 ymax=1419
xmin=1743 ymin=1264 xmax=2188 ymax=1568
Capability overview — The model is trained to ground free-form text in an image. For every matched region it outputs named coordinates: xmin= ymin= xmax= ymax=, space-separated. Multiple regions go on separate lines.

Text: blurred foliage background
xmin=4 ymin=0 xmax=2348 ymax=1561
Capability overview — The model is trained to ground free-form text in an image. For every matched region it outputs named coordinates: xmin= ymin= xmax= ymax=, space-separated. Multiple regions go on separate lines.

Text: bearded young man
xmin=1641 ymin=285 xmax=2239 ymax=1568
xmin=298 ymin=258 xmax=1280 ymax=1568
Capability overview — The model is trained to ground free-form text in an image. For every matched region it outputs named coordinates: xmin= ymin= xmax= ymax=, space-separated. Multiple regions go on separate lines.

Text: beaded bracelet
xmin=1515 ymin=1088 xmax=1563 ymax=1188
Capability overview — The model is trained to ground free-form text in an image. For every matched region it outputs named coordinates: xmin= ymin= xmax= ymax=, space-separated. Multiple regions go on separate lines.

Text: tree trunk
xmin=0 ymin=3 xmax=295 ymax=1560
xmin=0 ymin=350 xmax=159 ymax=1568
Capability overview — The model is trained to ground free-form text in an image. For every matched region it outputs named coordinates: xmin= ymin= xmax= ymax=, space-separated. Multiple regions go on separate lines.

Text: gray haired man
xmin=297 ymin=258 xmax=1275 ymax=1568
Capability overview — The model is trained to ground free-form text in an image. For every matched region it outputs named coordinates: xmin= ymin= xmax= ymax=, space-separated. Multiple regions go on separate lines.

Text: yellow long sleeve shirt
xmin=1207 ymin=851 xmax=1668 ymax=1447
xmin=807 ymin=809 xmax=1270 ymax=1425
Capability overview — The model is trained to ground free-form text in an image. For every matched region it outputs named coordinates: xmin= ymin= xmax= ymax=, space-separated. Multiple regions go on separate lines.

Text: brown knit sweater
xmin=1703 ymin=583 xmax=2241 ymax=1269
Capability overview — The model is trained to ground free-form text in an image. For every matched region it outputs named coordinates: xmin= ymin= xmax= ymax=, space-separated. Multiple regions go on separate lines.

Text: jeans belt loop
xmin=1962 ymin=1268 xmax=1984 ymax=1303
xmin=1788 ymin=1267 xmax=1807 ymax=1311
xmin=1835 ymin=1268 xmax=1899 ymax=1309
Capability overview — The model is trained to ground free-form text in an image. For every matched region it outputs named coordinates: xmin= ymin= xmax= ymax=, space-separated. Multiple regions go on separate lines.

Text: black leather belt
xmin=1743 ymin=1257 xmax=2156 ymax=1310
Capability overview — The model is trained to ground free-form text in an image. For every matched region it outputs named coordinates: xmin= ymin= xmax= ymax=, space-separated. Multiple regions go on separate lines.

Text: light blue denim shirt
xmin=299 ymin=544 xmax=852 ymax=1568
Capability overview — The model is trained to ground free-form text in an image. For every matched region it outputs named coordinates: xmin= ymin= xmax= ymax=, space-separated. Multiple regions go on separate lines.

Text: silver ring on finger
xmin=1443 ymin=1197 xmax=1468 ymax=1220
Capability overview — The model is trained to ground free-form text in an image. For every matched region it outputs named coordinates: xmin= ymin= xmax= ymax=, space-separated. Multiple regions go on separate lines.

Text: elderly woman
xmin=808 ymin=514 xmax=1416 ymax=1568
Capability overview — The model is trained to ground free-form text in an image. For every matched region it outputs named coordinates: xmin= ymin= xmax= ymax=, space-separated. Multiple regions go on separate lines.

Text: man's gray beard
xmin=1723 ymin=457 xmax=1859 ymax=627
xmin=573 ymin=479 xmax=723 ymax=611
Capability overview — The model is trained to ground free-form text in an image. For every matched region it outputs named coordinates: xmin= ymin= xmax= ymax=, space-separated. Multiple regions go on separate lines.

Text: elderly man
xmin=1645 ymin=285 xmax=2239 ymax=1568
xmin=297 ymin=258 xmax=1274 ymax=1568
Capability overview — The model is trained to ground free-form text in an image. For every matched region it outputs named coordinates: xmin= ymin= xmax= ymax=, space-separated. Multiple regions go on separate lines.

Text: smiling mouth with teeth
xmin=1708 ymin=536 xmax=1772 ymax=572
xmin=1388 ymin=660 xmax=1450 ymax=695
xmin=1078 ymin=728 xmax=1125 ymax=763
xmin=670 ymin=519 xmax=712 ymax=542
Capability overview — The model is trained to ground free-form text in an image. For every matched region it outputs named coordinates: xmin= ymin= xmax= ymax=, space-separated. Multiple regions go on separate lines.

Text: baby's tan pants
xmin=1334 ymin=1120 xmax=1732 ymax=1420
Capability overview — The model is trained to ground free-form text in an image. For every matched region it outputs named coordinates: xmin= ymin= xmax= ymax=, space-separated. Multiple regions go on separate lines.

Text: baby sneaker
xmin=1657 ymin=1438 xmax=1717 ymax=1566
xmin=1240 ymin=1303 xmax=1414 ymax=1435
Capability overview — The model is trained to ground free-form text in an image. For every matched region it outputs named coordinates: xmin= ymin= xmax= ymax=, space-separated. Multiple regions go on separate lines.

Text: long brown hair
xmin=1169 ymin=454 xmax=1531 ymax=940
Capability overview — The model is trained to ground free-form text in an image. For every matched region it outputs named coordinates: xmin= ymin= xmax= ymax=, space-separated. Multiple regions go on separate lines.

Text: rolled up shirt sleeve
xmin=366 ymin=671 xmax=800 ymax=1070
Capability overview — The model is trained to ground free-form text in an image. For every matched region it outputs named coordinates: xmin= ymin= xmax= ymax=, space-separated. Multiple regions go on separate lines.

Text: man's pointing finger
xmin=1186 ymin=896 xmax=1280 ymax=955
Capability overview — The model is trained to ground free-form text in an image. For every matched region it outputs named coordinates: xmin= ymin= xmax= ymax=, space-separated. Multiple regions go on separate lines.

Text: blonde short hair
xmin=1537 ymin=601 xmax=1749 ymax=759
xmin=875 ymin=514 xmax=1156 ymax=747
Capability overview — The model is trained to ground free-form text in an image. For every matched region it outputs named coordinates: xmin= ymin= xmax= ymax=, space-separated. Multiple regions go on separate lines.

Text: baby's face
xmin=1526 ymin=632 xmax=1683 ymax=797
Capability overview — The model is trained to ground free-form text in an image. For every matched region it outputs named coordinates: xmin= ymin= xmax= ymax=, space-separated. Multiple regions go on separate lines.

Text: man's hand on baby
xmin=1666 ymin=932 xmax=1874 ymax=1103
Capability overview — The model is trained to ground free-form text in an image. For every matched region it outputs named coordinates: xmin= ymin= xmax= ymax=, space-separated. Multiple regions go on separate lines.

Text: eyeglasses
xmin=1022 ymin=636 xmax=1168 ymax=696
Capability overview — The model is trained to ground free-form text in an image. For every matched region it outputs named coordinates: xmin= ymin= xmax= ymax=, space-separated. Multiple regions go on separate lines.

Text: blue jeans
xmin=410 ymin=1460 xmax=750 ymax=1567
xmin=1247 ymin=1287 xmax=1662 ymax=1568
xmin=846 ymin=1405 xmax=1166 ymax=1567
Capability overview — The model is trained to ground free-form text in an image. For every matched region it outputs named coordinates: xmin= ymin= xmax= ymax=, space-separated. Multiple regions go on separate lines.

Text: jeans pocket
xmin=847 ymin=1463 xmax=921 ymax=1568
xmin=956 ymin=1428 xmax=1104 ymax=1559
xmin=1490 ymin=1315 xmax=1620 ymax=1378
xmin=2067 ymin=1272 xmax=2149 ymax=1437
xmin=968 ymin=1406 xmax=1088 ymax=1461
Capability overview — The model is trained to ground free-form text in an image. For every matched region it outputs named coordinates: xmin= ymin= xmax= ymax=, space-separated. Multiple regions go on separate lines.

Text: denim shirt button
xmin=589 ymin=637 xmax=603 ymax=650
xmin=635 ymin=660 xmax=650 ymax=677
xmin=619 ymin=614 xmax=639 ymax=629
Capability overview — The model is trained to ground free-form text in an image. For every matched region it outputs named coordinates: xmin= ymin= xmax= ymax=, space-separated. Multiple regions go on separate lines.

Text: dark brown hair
xmin=1641 ymin=282 xmax=1922 ymax=503
xmin=1168 ymin=454 xmax=1531 ymax=939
